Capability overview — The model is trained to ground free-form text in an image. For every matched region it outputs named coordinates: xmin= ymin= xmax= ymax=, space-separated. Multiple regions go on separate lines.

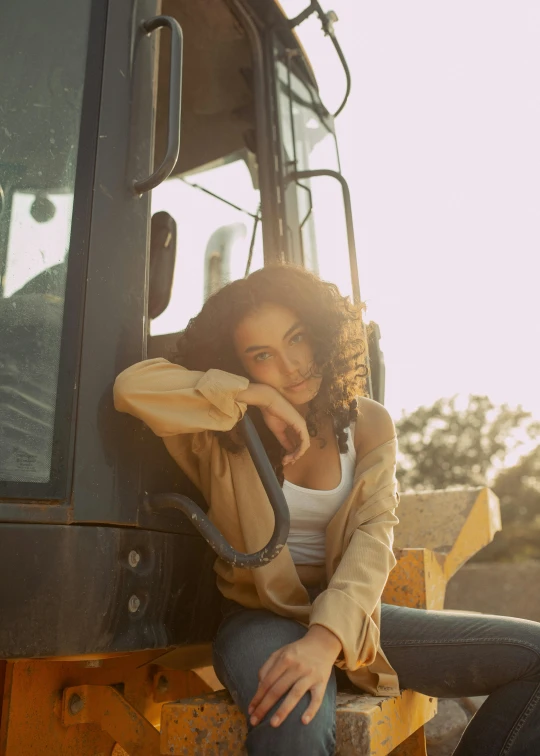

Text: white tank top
xmin=283 ymin=425 xmax=356 ymax=566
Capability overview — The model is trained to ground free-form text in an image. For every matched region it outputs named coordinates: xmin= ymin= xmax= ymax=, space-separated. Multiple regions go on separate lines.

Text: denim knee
xmin=506 ymin=618 xmax=540 ymax=683
xmin=246 ymin=679 xmax=337 ymax=756
xmin=212 ymin=608 xmax=337 ymax=755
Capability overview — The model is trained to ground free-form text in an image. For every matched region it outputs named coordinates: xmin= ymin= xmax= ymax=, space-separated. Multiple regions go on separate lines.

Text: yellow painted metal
xmin=112 ymin=746 xmax=130 ymax=756
xmin=160 ymin=689 xmax=437 ymax=756
xmin=444 ymin=488 xmax=501 ymax=580
xmin=382 ymin=548 xmax=447 ymax=609
xmin=161 ymin=691 xmax=247 ymax=755
xmin=150 ymin=643 xmax=214 ymax=671
xmin=383 ymin=487 xmax=501 ymax=609
xmin=394 ymin=487 xmax=501 ymax=571
xmin=335 ymin=690 xmax=436 ymax=756
xmin=62 ymin=684 xmax=160 ymax=755
xmin=0 ymin=653 xmax=211 ymax=755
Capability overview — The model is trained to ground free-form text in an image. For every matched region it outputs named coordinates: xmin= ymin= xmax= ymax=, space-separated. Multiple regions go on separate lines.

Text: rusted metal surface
xmin=0 ymin=652 xmax=210 ymax=755
xmin=161 ymin=691 xmax=247 ymax=755
xmin=388 ymin=725 xmax=427 ymax=755
xmin=62 ymin=684 xmax=160 ymax=755
xmin=161 ymin=690 xmax=437 ymax=756
xmin=382 ymin=548 xmax=447 ymax=610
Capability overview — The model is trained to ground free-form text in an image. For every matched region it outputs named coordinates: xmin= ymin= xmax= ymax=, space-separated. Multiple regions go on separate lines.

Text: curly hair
xmin=173 ymin=264 xmax=368 ymax=483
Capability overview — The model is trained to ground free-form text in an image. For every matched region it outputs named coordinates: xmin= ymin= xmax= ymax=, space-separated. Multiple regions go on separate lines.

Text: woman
xmin=114 ymin=265 xmax=540 ymax=755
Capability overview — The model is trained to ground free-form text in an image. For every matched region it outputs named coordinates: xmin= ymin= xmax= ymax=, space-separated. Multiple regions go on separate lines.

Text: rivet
xmin=69 ymin=693 xmax=84 ymax=715
xmin=128 ymin=594 xmax=141 ymax=613
xmin=128 ymin=550 xmax=141 ymax=568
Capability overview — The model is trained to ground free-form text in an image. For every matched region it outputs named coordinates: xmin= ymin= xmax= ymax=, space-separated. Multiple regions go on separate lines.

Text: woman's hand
xmin=248 ymin=626 xmax=342 ymax=728
xmin=238 ymin=384 xmax=310 ymax=465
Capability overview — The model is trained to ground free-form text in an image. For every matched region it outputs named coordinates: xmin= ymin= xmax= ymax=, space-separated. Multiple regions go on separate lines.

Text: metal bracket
xmin=62 ymin=684 xmax=160 ymax=755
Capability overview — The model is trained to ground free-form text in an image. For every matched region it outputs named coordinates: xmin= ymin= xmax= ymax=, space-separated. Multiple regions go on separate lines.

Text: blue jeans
xmin=212 ymin=603 xmax=540 ymax=756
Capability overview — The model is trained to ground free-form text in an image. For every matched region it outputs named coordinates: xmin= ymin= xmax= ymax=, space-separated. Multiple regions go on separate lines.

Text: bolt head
xmin=69 ymin=693 xmax=84 ymax=715
xmin=128 ymin=550 xmax=141 ymax=568
xmin=128 ymin=594 xmax=141 ymax=613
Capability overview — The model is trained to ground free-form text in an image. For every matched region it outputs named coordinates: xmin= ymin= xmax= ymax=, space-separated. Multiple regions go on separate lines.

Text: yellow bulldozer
xmin=0 ymin=1 xmax=500 ymax=753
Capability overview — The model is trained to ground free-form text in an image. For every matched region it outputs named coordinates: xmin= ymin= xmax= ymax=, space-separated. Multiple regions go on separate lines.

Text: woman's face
xmin=233 ymin=303 xmax=322 ymax=407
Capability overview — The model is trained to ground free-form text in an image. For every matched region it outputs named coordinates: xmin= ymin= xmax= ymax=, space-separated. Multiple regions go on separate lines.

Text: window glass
xmin=276 ymin=58 xmax=354 ymax=301
xmin=0 ymin=0 xmax=91 ymax=484
xmin=151 ymin=156 xmax=262 ymax=335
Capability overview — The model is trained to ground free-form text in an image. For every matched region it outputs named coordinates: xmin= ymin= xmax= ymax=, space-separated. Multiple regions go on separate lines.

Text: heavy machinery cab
xmin=0 ymin=0 xmax=369 ymax=659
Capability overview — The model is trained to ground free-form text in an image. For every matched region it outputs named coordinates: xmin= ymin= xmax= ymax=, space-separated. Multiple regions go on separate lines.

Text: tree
xmin=395 ymin=395 xmax=540 ymax=562
xmin=480 ymin=444 xmax=540 ymax=562
xmin=396 ymin=395 xmax=536 ymax=491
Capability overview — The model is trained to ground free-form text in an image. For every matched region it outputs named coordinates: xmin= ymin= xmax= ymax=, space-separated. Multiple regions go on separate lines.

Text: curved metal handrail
xmin=145 ymin=415 xmax=290 ymax=568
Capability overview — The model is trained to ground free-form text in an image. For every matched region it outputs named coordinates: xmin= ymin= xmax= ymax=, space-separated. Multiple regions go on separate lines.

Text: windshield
xmin=150 ymin=154 xmax=263 ymax=336
xmin=275 ymin=52 xmax=354 ymax=301
xmin=0 ymin=0 xmax=92 ymax=489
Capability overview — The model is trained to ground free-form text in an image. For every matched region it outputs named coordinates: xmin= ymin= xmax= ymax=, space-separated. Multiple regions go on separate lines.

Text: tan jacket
xmin=114 ymin=358 xmax=401 ymax=696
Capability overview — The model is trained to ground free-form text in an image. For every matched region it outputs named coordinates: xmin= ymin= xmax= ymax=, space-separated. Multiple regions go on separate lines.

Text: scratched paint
xmin=161 ymin=690 xmax=437 ymax=756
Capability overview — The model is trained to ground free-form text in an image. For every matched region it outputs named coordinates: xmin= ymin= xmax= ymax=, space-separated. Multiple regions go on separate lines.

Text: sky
xmin=282 ymin=1 xmax=540 ymax=421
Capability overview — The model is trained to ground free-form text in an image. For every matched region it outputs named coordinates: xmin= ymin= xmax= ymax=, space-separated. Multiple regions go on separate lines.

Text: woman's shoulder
xmin=353 ymin=396 xmax=396 ymax=459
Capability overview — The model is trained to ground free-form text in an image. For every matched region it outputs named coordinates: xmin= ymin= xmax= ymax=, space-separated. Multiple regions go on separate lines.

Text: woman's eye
xmin=290 ymin=332 xmax=304 ymax=344
xmin=254 ymin=352 xmax=272 ymax=362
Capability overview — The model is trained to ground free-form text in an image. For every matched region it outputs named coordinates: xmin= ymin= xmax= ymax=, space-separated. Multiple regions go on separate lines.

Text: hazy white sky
xmin=284 ymin=1 xmax=540 ymax=421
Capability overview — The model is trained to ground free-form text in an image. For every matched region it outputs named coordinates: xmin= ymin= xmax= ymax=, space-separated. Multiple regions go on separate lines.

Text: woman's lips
xmin=285 ymin=378 xmax=309 ymax=391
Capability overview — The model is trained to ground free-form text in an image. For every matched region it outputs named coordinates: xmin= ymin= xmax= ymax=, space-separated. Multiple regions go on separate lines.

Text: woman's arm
xmin=309 ymin=399 xmax=399 ymax=668
xmin=248 ymin=507 xmax=398 ymax=729
xmin=309 ymin=507 xmax=398 ymax=667
xmin=114 ymin=358 xmax=250 ymax=436
xmin=114 ymin=358 xmax=309 ymax=461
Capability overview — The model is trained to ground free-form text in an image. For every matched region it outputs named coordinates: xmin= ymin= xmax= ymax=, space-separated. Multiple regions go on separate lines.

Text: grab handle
xmin=133 ymin=16 xmax=183 ymax=194
xmin=145 ymin=415 xmax=290 ymax=568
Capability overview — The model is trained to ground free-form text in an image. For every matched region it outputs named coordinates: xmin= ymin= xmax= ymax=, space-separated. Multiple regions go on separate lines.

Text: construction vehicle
xmin=0 ymin=0 xmax=500 ymax=753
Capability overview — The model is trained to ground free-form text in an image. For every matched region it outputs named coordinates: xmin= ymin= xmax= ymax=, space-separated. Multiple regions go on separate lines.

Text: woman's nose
xmin=281 ymin=352 xmax=300 ymax=375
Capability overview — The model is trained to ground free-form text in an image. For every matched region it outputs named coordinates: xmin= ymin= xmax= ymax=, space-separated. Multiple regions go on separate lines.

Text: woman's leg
xmin=213 ymin=608 xmax=336 ymax=756
xmin=380 ymin=603 xmax=540 ymax=756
